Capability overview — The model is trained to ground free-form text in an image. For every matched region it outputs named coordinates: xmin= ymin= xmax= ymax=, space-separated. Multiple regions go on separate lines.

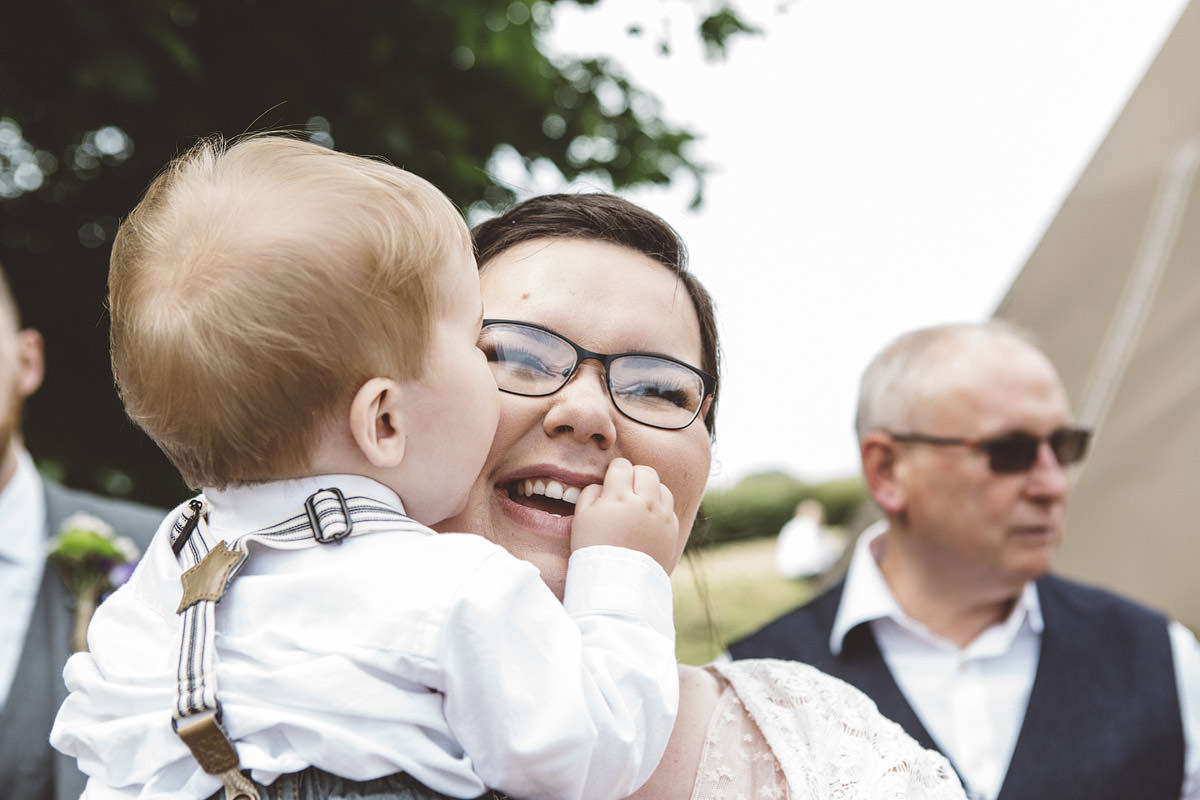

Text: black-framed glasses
xmin=479 ymin=319 xmax=715 ymax=430
xmin=885 ymin=427 xmax=1092 ymax=474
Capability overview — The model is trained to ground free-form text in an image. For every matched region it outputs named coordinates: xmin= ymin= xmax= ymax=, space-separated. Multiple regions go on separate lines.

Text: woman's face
xmin=436 ymin=237 xmax=713 ymax=599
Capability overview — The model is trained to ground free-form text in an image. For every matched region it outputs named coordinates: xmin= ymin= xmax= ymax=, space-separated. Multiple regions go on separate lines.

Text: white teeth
xmin=518 ymin=478 xmax=582 ymax=506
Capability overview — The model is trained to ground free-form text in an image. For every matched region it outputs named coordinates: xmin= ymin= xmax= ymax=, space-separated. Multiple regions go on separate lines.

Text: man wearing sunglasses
xmin=731 ymin=321 xmax=1200 ymax=800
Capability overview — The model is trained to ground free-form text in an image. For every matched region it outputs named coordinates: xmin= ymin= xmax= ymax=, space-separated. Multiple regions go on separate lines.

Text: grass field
xmin=670 ymin=536 xmax=820 ymax=665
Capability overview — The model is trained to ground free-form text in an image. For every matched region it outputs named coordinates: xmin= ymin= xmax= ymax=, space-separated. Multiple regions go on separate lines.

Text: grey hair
xmin=854 ymin=320 xmax=1041 ymax=442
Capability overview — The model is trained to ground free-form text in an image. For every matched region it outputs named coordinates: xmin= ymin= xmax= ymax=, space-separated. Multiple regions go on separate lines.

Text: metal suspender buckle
xmin=305 ymin=487 xmax=354 ymax=544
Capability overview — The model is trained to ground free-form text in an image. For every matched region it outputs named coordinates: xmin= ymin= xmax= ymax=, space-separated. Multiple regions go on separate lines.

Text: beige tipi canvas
xmin=994 ymin=0 xmax=1200 ymax=631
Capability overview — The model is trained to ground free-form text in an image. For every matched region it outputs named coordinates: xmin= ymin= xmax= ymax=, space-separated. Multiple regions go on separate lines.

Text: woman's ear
xmin=861 ymin=432 xmax=907 ymax=515
xmin=349 ymin=377 xmax=407 ymax=468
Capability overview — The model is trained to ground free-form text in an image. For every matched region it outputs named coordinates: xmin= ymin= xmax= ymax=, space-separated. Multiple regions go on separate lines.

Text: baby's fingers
xmin=631 ymin=464 xmax=672 ymax=508
xmin=656 ymin=481 xmax=674 ymax=514
xmin=574 ymin=482 xmax=603 ymax=513
xmin=600 ymin=457 xmax=635 ymax=494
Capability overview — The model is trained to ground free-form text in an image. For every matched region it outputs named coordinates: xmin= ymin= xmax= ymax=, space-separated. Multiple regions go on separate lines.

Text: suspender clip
xmin=172 ymin=499 xmax=205 ymax=556
xmin=173 ymin=707 xmax=239 ymax=775
xmin=305 ymin=487 xmax=354 ymax=544
xmin=173 ymin=707 xmax=262 ymax=800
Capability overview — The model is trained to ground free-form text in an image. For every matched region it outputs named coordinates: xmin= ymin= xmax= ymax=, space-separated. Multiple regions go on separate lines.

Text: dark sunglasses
xmin=886 ymin=427 xmax=1092 ymax=474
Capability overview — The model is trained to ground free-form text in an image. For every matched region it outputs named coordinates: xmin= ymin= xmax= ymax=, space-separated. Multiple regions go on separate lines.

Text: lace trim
xmin=711 ymin=660 xmax=966 ymax=800
xmin=691 ymin=675 xmax=788 ymax=799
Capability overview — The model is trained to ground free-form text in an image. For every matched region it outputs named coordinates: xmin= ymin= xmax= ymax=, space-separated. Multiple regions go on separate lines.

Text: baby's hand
xmin=571 ymin=457 xmax=680 ymax=571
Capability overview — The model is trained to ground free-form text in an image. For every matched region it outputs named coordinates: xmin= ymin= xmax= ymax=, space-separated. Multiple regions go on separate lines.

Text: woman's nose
xmin=542 ymin=362 xmax=617 ymax=447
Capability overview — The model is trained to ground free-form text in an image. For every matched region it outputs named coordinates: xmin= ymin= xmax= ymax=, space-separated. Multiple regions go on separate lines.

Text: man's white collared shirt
xmin=0 ymin=449 xmax=46 ymax=714
xmin=834 ymin=521 xmax=1200 ymax=800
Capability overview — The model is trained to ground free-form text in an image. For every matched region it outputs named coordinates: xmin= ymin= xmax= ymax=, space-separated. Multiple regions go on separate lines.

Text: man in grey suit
xmin=0 ymin=264 xmax=164 ymax=800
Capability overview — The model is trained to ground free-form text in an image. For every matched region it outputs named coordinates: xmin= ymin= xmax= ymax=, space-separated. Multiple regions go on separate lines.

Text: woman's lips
xmin=492 ymin=470 xmax=602 ymax=538
xmin=493 ymin=484 xmax=573 ymax=538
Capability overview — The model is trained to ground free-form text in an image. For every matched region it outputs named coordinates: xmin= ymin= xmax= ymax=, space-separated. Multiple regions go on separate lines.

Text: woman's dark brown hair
xmin=472 ymin=193 xmax=720 ymax=435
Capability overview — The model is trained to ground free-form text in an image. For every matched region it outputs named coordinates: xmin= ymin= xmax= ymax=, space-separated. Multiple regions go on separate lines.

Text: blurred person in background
xmin=731 ymin=321 xmax=1200 ymax=800
xmin=0 ymin=262 xmax=163 ymax=800
xmin=774 ymin=497 xmax=844 ymax=580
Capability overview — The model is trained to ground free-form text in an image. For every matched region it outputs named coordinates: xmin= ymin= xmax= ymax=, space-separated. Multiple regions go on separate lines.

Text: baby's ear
xmin=349 ymin=377 xmax=407 ymax=468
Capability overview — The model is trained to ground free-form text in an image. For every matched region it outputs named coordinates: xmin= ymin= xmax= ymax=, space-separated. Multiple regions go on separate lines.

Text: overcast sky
xmin=497 ymin=0 xmax=1189 ymax=490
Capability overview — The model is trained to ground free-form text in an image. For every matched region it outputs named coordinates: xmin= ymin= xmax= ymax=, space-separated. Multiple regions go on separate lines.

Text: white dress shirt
xmin=833 ymin=522 xmax=1200 ymax=800
xmin=52 ymin=474 xmax=678 ymax=800
xmin=0 ymin=449 xmax=47 ymax=714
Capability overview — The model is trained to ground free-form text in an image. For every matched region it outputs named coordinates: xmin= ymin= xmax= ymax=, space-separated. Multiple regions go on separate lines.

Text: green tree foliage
xmin=0 ymin=0 xmax=752 ymax=506
xmin=698 ymin=471 xmax=867 ymax=547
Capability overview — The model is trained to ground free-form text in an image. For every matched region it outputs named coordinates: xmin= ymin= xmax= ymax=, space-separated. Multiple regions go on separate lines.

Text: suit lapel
xmin=822 ymin=583 xmax=962 ymax=780
xmin=41 ymin=482 xmax=91 ymax=800
xmin=839 ymin=623 xmax=944 ymax=754
xmin=0 ymin=558 xmax=61 ymax=798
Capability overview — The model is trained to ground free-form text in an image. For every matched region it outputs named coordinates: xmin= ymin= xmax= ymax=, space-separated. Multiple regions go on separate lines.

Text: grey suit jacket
xmin=0 ymin=480 xmax=165 ymax=800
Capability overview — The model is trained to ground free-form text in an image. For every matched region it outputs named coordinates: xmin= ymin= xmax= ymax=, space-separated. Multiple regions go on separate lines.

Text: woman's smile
xmin=491 ymin=463 xmax=606 ymax=536
xmin=508 ymin=477 xmax=584 ymax=515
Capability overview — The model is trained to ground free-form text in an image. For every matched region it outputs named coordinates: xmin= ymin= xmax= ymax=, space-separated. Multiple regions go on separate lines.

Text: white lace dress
xmin=690 ymin=659 xmax=965 ymax=800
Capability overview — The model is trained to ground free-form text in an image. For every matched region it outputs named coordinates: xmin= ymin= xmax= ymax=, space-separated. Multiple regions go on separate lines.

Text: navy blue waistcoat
xmin=729 ymin=574 xmax=1184 ymax=800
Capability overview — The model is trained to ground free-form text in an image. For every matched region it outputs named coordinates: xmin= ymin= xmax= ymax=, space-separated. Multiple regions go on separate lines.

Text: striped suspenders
xmin=169 ymin=488 xmax=424 ymax=799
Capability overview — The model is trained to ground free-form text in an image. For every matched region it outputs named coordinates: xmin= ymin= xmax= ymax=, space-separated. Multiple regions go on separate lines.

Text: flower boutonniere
xmin=47 ymin=512 xmax=141 ymax=652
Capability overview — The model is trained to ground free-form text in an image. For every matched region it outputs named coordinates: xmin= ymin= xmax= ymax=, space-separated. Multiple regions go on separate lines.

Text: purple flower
xmin=107 ymin=561 xmax=137 ymax=588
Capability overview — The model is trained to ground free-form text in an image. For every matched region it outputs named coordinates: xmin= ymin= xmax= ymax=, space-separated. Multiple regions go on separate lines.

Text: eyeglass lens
xmin=985 ymin=428 xmax=1091 ymax=473
xmin=478 ymin=322 xmax=706 ymax=429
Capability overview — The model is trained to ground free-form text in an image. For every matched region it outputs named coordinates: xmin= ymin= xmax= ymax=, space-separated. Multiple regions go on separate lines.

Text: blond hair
xmin=110 ymin=134 xmax=470 ymax=488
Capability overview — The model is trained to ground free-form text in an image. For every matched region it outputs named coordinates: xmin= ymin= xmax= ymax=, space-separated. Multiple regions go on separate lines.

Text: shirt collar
xmin=830 ymin=520 xmax=1045 ymax=654
xmin=995 ymin=579 xmax=1044 ymax=642
xmin=202 ymin=474 xmax=406 ymax=540
xmin=0 ymin=449 xmax=46 ymax=565
xmin=830 ymin=520 xmax=898 ymax=654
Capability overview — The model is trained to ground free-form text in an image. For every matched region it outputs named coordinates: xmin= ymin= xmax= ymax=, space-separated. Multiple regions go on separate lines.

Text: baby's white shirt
xmin=51 ymin=474 xmax=677 ymax=800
